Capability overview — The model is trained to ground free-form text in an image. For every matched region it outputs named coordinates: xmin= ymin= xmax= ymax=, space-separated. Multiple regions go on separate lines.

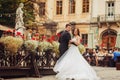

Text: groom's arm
xmin=70 ymin=36 xmax=80 ymax=46
xmin=71 ymin=42 xmax=77 ymax=46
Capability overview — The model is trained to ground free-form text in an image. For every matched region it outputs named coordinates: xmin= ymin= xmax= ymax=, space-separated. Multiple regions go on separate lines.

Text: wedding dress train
xmin=53 ymin=44 xmax=100 ymax=80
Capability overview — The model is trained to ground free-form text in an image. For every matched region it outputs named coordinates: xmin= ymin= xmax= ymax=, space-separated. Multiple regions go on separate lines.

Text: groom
xmin=58 ymin=24 xmax=71 ymax=58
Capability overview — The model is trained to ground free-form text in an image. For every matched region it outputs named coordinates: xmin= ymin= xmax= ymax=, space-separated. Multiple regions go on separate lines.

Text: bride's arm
xmin=70 ymin=36 xmax=80 ymax=46
xmin=75 ymin=36 xmax=80 ymax=46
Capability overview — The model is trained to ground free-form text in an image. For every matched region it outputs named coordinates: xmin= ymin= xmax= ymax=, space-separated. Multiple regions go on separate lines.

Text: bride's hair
xmin=72 ymin=28 xmax=80 ymax=36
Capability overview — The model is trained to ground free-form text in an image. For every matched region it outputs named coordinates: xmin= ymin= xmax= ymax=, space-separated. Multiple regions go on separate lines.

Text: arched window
xmin=69 ymin=0 xmax=75 ymax=14
xmin=82 ymin=0 xmax=89 ymax=13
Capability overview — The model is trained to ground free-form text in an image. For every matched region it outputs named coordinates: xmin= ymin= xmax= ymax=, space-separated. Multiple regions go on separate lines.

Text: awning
xmin=0 ymin=25 xmax=13 ymax=31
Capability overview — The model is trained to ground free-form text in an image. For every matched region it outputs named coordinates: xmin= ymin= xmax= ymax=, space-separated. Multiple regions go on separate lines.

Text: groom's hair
xmin=65 ymin=24 xmax=71 ymax=28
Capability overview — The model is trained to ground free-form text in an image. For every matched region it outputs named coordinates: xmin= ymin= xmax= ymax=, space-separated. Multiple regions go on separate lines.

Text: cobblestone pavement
xmin=4 ymin=67 xmax=120 ymax=80
xmin=95 ymin=67 xmax=120 ymax=80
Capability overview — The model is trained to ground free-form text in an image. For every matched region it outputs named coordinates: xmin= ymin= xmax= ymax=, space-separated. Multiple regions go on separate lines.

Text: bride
xmin=53 ymin=28 xmax=100 ymax=80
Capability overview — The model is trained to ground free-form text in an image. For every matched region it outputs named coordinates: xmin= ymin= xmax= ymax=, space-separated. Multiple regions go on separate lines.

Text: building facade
xmin=34 ymin=0 xmax=120 ymax=49
xmin=91 ymin=0 xmax=120 ymax=49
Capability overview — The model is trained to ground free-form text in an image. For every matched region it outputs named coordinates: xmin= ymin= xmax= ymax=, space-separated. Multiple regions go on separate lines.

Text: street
xmin=4 ymin=66 xmax=120 ymax=80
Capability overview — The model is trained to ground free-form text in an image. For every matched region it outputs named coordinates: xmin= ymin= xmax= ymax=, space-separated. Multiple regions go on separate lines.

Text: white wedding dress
xmin=53 ymin=38 xmax=100 ymax=80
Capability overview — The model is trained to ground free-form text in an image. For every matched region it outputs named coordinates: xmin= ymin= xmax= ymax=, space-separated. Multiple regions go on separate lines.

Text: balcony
xmin=90 ymin=14 xmax=120 ymax=23
xmin=99 ymin=14 xmax=120 ymax=22
xmin=105 ymin=0 xmax=115 ymax=1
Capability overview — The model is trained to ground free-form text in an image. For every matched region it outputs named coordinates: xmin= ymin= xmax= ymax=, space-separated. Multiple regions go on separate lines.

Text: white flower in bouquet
xmin=38 ymin=41 xmax=53 ymax=52
xmin=78 ymin=44 xmax=85 ymax=54
xmin=52 ymin=41 xmax=60 ymax=56
xmin=1 ymin=36 xmax=23 ymax=54
xmin=24 ymin=40 xmax=38 ymax=52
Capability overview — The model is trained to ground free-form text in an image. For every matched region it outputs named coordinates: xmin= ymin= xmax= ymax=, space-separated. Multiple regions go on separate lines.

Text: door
xmin=101 ymin=30 xmax=117 ymax=49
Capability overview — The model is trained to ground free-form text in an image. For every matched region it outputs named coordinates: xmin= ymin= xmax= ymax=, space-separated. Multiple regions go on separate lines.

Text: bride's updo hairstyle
xmin=72 ymin=28 xmax=80 ymax=36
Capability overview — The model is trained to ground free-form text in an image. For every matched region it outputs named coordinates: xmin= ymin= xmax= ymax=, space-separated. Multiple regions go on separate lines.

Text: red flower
xmin=21 ymin=35 xmax=25 ymax=39
xmin=101 ymin=43 xmax=104 ymax=47
xmin=51 ymin=35 xmax=55 ymax=41
xmin=17 ymin=32 xmax=21 ymax=35
xmin=42 ymin=35 xmax=46 ymax=40
xmin=35 ymin=33 xmax=39 ymax=36
xmin=32 ymin=37 xmax=35 ymax=40
xmin=80 ymin=39 xmax=82 ymax=42
xmin=47 ymin=38 xmax=50 ymax=42
xmin=47 ymin=38 xmax=53 ymax=43
xmin=13 ymin=29 xmax=16 ymax=32
xmin=6 ymin=30 xmax=13 ymax=36
xmin=57 ymin=33 xmax=61 ymax=37
xmin=7 ymin=30 xmax=12 ymax=33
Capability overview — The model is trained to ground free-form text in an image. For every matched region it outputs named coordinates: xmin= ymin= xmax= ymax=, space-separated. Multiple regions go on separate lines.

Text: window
xmin=56 ymin=0 xmax=62 ymax=15
xmin=106 ymin=1 xmax=115 ymax=21
xmin=82 ymin=0 xmax=89 ymax=13
xmin=69 ymin=0 xmax=75 ymax=14
xmin=81 ymin=34 xmax=88 ymax=46
xmin=39 ymin=2 xmax=45 ymax=16
xmin=106 ymin=2 xmax=114 ymax=18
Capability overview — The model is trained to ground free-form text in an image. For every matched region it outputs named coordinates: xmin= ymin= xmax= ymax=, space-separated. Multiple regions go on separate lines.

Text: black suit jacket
xmin=59 ymin=30 xmax=71 ymax=57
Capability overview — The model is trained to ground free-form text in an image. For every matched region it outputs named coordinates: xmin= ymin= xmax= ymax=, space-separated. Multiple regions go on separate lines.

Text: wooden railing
xmin=0 ymin=45 xmax=58 ymax=77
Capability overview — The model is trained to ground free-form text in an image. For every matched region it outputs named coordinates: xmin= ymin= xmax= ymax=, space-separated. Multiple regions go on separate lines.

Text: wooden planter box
xmin=116 ymin=63 xmax=120 ymax=70
xmin=0 ymin=67 xmax=56 ymax=78
xmin=0 ymin=49 xmax=57 ymax=78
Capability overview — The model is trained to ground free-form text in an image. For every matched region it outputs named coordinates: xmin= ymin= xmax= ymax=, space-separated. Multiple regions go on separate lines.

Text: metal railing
xmin=91 ymin=14 xmax=120 ymax=23
xmin=99 ymin=14 xmax=120 ymax=22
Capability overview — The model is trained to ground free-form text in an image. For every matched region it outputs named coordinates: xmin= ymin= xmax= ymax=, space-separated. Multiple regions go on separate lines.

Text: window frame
xmin=69 ymin=0 xmax=76 ymax=14
xmin=56 ymin=0 xmax=63 ymax=15
xmin=81 ymin=34 xmax=88 ymax=46
xmin=39 ymin=2 xmax=46 ymax=16
xmin=82 ymin=0 xmax=89 ymax=13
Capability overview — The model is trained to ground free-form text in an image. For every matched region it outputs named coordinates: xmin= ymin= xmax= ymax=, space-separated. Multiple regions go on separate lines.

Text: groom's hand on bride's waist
xmin=71 ymin=42 xmax=77 ymax=46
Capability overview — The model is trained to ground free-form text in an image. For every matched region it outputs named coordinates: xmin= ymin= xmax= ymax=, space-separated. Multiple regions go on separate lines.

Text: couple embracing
xmin=53 ymin=24 xmax=100 ymax=80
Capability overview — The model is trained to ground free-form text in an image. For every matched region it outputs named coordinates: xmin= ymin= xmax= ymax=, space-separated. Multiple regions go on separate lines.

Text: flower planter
xmin=0 ymin=37 xmax=58 ymax=78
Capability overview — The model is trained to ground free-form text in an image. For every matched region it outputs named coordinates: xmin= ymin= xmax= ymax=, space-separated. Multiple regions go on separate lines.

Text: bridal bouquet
xmin=24 ymin=40 xmax=38 ymax=52
xmin=78 ymin=44 xmax=85 ymax=54
xmin=0 ymin=36 xmax=23 ymax=54
xmin=38 ymin=40 xmax=53 ymax=52
xmin=52 ymin=41 xmax=60 ymax=56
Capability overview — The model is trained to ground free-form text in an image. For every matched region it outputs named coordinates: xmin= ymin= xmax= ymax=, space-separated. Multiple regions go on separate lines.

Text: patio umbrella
xmin=88 ymin=30 xmax=95 ymax=49
xmin=115 ymin=32 xmax=120 ymax=48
